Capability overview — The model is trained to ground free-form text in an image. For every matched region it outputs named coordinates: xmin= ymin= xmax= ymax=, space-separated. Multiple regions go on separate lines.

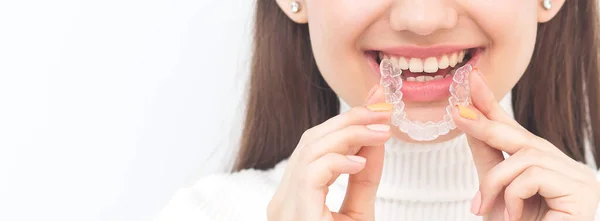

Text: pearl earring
xmin=543 ymin=0 xmax=552 ymax=10
xmin=290 ymin=1 xmax=301 ymax=13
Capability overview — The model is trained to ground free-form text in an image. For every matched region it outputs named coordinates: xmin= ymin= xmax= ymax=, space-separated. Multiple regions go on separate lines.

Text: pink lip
xmin=367 ymin=47 xmax=484 ymax=102
xmin=377 ymin=45 xmax=478 ymax=58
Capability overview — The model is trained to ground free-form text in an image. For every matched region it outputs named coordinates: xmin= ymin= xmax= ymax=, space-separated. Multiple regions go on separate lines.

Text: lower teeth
xmin=405 ymin=73 xmax=451 ymax=82
xmin=403 ymin=67 xmax=458 ymax=82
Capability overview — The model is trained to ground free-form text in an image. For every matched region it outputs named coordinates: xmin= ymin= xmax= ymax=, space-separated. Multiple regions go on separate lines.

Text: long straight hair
xmin=234 ymin=1 xmax=600 ymax=171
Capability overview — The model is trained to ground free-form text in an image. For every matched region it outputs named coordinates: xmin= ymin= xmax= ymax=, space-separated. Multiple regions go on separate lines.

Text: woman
xmin=156 ymin=0 xmax=600 ymax=220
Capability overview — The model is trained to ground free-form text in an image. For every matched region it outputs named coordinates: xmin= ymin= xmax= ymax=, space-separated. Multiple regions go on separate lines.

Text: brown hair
xmin=233 ymin=1 xmax=600 ymax=171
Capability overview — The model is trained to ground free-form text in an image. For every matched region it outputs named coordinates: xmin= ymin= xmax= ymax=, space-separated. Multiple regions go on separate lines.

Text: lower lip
xmin=368 ymin=49 xmax=482 ymax=102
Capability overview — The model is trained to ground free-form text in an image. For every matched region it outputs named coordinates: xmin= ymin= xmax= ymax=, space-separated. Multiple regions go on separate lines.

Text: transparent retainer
xmin=379 ymin=59 xmax=472 ymax=141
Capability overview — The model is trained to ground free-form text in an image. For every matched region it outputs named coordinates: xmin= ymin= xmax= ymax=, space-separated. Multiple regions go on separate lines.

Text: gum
xmin=379 ymin=59 xmax=472 ymax=141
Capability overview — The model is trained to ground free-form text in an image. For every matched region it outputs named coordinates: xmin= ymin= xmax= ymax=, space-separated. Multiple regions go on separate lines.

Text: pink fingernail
xmin=470 ymin=191 xmax=481 ymax=215
xmin=346 ymin=155 xmax=366 ymax=164
xmin=366 ymin=124 xmax=390 ymax=132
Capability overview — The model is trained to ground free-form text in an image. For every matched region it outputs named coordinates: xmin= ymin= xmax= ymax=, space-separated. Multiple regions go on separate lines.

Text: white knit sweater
xmin=155 ymin=97 xmax=600 ymax=221
xmin=154 ymin=134 xmax=600 ymax=221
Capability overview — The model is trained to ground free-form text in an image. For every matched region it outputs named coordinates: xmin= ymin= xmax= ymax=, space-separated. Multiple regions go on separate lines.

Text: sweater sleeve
xmin=153 ymin=186 xmax=212 ymax=221
xmin=153 ymin=169 xmax=279 ymax=221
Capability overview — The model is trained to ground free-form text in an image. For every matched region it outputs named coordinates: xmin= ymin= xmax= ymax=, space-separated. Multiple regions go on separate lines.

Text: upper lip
xmin=374 ymin=45 xmax=478 ymax=58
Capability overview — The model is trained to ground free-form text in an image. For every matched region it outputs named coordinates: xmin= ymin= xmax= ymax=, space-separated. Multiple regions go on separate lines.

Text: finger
xmin=299 ymin=86 xmax=390 ymax=161
xmin=453 ymin=105 xmax=552 ymax=155
xmin=339 ymin=129 xmax=386 ymax=221
xmin=463 ymin=132 xmax=505 ymax=216
xmin=300 ymin=106 xmax=392 ymax=143
xmin=467 ymin=70 xmax=578 ymax=157
xmin=467 ymin=135 xmax=505 ymax=179
xmin=504 ymin=166 xmax=576 ymax=221
xmin=454 ymin=106 xmax=508 ymax=180
xmin=454 ymin=106 xmax=525 ymax=217
xmin=469 ymin=68 xmax=526 ymax=131
xmin=365 ymin=84 xmax=381 ymax=103
xmin=338 ymin=86 xmax=387 ymax=221
xmin=296 ymin=153 xmax=367 ymax=221
xmin=299 ymin=124 xmax=390 ymax=163
xmin=300 ymin=85 xmax=391 ymax=143
xmin=540 ymin=210 xmax=576 ymax=221
xmin=331 ymin=213 xmax=355 ymax=221
xmin=460 ymin=68 xmax=524 ymax=181
xmin=460 ymin=75 xmax=591 ymax=168
xmin=478 ymin=147 xmax=591 ymax=215
xmin=306 ymin=153 xmax=367 ymax=188
xmin=364 ymin=83 xmax=386 ymax=105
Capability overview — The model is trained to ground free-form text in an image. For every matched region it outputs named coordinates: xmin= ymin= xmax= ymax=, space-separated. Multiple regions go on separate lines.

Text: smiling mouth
xmin=370 ymin=48 xmax=477 ymax=82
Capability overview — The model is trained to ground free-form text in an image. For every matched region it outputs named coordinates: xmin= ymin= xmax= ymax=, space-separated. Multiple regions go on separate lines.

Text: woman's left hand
xmin=453 ymin=68 xmax=600 ymax=221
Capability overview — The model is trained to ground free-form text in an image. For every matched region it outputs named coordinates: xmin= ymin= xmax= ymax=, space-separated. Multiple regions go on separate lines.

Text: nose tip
xmin=389 ymin=2 xmax=457 ymax=36
xmin=405 ymin=14 xmax=448 ymax=36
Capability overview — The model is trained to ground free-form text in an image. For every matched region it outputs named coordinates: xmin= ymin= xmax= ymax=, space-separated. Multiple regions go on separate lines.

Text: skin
xmin=268 ymin=0 xmax=600 ymax=220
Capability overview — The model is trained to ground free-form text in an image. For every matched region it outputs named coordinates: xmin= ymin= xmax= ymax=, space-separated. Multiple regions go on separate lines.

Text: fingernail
xmin=503 ymin=208 xmax=510 ymax=221
xmin=346 ymin=155 xmax=367 ymax=164
xmin=365 ymin=84 xmax=380 ymax=103
xmin=366 ymin=103 xmax=393 ymax=112
xmin=366 ymin=124 xmax=390 ymax=132
xmin=457 ymin=105 xmax=478 ymax=120
xmin=470 ymin=191 xmax=481 ymax=215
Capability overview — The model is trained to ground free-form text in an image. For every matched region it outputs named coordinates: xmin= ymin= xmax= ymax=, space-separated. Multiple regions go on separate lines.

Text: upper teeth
xmin=379 ymin=50 xmax=467 ymax=73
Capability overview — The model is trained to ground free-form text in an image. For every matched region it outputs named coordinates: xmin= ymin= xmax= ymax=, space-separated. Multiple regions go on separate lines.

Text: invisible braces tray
xmin=379 ymin=59 xmax=472 ymax=141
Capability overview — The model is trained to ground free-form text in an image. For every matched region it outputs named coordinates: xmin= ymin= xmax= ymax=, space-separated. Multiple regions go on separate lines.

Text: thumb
xmin=339 ymin=85 xmax=388 ymax=220
xmin=452 ymin=67 xmax=509 ymax=217
xmin=453 ymin=105 xmax=505 ymax=217
xmin=454 ymin=105 xmax=504 ymax=183
xmin=466 ymin=136 xmax=504 ymax=184
xmin=454 ymin=66 xmax=507 ymax=182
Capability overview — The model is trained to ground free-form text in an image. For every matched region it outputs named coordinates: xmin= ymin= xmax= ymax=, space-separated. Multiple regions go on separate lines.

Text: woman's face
xmin=279 ymin=0 xmax=561 ymax=142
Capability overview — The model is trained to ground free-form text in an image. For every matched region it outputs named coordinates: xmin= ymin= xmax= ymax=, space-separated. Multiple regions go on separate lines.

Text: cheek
xmin=306 ymin=1 xmax=387 ymax=106
xmin=466 ymin=0 xmax=539 ymax=99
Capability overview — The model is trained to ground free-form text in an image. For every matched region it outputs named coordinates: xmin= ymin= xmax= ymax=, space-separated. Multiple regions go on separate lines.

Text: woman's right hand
xmin=267 ymin=85 xmax=393 ymax=221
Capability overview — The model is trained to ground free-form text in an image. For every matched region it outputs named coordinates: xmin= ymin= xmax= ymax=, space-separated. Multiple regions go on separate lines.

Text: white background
xmin=0 ymin=0 xmax=253 ymax=220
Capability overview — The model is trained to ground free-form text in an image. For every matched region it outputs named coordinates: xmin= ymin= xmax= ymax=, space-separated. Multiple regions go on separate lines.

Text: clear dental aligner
xmin=379 ymin=59 xmax=472 ymax=141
